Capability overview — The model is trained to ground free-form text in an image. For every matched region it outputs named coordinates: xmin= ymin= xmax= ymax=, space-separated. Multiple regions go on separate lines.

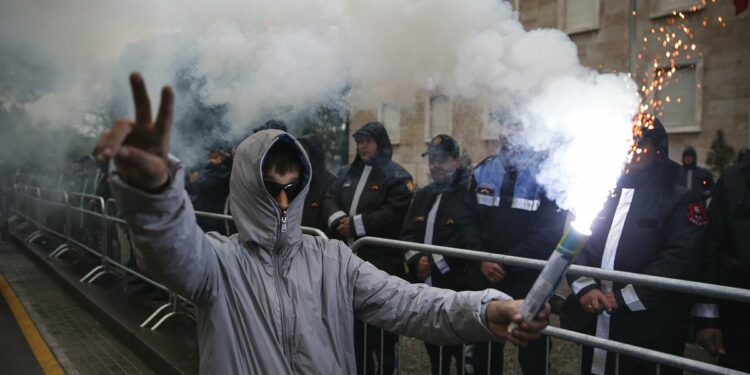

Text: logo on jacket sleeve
xmin=687 ymin=203 xmax=709 ymax=226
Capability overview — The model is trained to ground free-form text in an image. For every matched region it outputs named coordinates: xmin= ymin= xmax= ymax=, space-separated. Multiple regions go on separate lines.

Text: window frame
xmin=648 ymin=0 xmax=705 ymax=19
xmin=377 ymin=102 xmax=401 ymax=145
xmin=648 ymin=57 xmax=704 ymax=134
xmin=424 ymin=94 xmax=453 ymax=142
xmin=557 ymin=0 xmax=601 ymax=35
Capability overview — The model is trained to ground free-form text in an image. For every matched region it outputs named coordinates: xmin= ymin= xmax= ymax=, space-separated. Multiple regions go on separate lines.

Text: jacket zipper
xmin=273 ymin=209 xmax=294 ymax=370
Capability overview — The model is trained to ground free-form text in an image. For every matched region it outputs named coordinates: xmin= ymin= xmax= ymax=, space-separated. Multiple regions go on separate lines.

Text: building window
xmin=426 ymin=95 xmax=452 ymax=141
xmin=377 ymin=102 xmax=401 ymax=144
xmin=481 ymin=108 xmax=500 ymax=141
xmin=649 ymin=0 xmax=705 ymax=18
xmin=651 ymin=59 xmax=703 ymax=133
xmin=558 ymin=0 xmax=600 ymax=35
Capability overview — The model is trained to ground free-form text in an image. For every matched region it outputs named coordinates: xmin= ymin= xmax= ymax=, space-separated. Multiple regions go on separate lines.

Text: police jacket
xmin=193 ymin=160 xmax=232 ymax=215
xmin=678 ymin=146 xmax=714 ymax=202
xmin=110 ymin=131 xmax=509 ymax=375
xmin=465 ymin=150 xmax=567 ymax=296
xmin=323 ymin=123 xmax=414 ymax=276
xmin=401 ymin=167 xmax=472 ymax=291
xmin=298 ymin=135 xmax=336 ymax=233
xmin=693 ymin=160 xmax=750 ymax=334
xmin=567 ymin=158 xmax=708 ymax=314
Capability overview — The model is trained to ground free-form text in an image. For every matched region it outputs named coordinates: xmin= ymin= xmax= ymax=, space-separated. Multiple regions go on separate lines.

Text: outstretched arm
xmin=344 ymin=243 xmax=547 ymax=346
xmin=96 ymin=73 xmax=218 ymax=304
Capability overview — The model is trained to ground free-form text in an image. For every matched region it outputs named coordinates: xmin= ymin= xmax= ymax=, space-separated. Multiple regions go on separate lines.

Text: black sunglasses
xmin=264 ymin=180 xmax=302 ymax=201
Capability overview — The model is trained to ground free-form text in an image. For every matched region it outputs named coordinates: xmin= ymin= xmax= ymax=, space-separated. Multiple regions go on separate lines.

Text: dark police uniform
xmin=561 ymin=119 xmax=708 ymax=375
xmin=694 ymin=159 xmax=750 ymax=372
xmin=465 ymin=148 xmax=567 ymax=375
xmin=323 ymin=121 xmax=414 ymax=375
xmin=297 ymin=134 xmax=336 ymax=234
xmin=401 ymin=135 xmax=472 ymax=375
xmin=678 ymin=146 xmax=714 ymax=204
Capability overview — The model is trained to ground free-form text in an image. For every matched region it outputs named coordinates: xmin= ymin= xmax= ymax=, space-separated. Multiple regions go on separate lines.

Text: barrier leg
xmin=48 ymin=243 xmax=69 ymax=258
xmin=87 ymin=269 xmax=109 ymax=284
xmin=12 ymin=220 xmax=30 ymax=235
xmin=25 ymin=230 xmax=43 ymax=243
xmin=140 ymin=303 xmax=172 ymax=328
xmin=79 ymin=265 xmax=105 ymax=283
xmin=150 ymin=294 xmax=179 ymax=331
xmin=150 ymin=312 xmax=177 ymax=331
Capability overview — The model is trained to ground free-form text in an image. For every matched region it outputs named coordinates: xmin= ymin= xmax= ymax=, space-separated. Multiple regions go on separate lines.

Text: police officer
xmin=464 ymin=137 xmax=567 ymax=374
xmin=561 ymin=118 xmax=708 ymax=375
xmin=193 ymin=144 xmax=232 ymax=234
xmin=297 ymin=134 xmax=336 ymax=233
xmin=401 ymin=135 xmax=472 ymax=375
xmin=694 ymin=157 xmax=750 ymax=372
xmin=678 ymin=146 xmax=714 ymax=204
xmin=323 ymin=121 xmax=415 ymax=375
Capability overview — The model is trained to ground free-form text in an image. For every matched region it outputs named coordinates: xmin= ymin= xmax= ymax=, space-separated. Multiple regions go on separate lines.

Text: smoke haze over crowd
xmin=0 ymin=0 xmax=640 ymax=226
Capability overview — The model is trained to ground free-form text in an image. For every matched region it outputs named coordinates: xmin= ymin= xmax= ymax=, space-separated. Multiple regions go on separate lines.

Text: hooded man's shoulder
xmin=301 ymin=235 xmax=352 ymax=255
xmin=204 ymin=232 xmax=243 ymax=253
xmin=300 ymin=235 xmax=358 ymax=267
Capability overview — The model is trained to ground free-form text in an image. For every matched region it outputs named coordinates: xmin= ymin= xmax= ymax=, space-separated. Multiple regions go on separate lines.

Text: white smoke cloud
xmin=1 ymin=0 xmax=639 ymax=227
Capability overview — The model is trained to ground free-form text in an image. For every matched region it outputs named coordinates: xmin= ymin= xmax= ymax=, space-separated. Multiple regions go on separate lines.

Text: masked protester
xmin=323 ymin=121 xmax=415 ymax=375
xmin=678 ymin=146 xmax=714 ymax=204
xmin=297 ymin=134 xmax=335 ymax=234
xmin=94 ymin=73 xmax=549 ymax=375
xmin=401 ymin=134 xmax=473 ymax=375
xmin=560 ymin=118 xmax=708 ymax=375
xmin=693 ymin=157 xmax=750 ymax=372
xmin=463 ymin=138 xmax=567 ymax=375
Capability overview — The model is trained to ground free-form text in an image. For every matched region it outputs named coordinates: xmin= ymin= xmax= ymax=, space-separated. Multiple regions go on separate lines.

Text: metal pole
xmin=350 ymin=237 xmax=750 ymax=304
xmin=628 ymin=0 xmax=638 ymax=77
xmin=542 ymin=326 xmax=747 ymax=375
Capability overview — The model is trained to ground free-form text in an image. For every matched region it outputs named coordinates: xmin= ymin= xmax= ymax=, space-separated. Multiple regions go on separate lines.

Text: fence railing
xmin=350 ymin=237 xmax=748 ymax=375
xmin=5 ymin=183 xmax=748 ymax=375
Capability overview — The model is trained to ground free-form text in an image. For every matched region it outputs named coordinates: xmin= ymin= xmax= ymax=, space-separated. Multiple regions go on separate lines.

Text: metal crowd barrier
xmin=350 ymin=237 xmax=749 ymax=375
xmin=7 ymin=185 xmax=192 ymax=330
xmin=6 ymin=185 xmax=327 ymax=333
xmin=6 ymin=184 xmax=747 ymax=374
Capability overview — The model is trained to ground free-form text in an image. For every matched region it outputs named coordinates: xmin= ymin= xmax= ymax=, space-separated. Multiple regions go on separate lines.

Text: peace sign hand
xmin=95 ymin=73 xmax=174 ymax=193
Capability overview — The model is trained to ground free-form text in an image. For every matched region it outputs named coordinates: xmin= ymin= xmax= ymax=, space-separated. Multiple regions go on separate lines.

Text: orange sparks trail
xmin=630 ymin=0 xmax=730 ymax=164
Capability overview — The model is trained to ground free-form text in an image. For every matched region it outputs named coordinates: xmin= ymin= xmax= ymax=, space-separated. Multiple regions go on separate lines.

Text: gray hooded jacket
xmin=110 ymin=130 xmax=510 ymax=374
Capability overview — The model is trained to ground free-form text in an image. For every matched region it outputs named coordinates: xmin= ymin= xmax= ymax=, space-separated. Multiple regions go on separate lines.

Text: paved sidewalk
xmin=0 ymin=240 xmax=155 ymax=375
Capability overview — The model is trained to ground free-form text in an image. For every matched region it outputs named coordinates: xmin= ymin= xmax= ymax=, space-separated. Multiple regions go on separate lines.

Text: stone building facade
xmin=348 ymin=0 xmax=749 ymax=186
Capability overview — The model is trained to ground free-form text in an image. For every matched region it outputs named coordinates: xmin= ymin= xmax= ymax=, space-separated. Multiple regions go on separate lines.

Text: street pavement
xmin=0 ymin=240 xmax=155 ymax=375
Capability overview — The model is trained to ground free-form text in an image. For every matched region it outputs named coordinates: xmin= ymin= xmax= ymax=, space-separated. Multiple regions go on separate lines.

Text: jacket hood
xmin=353 ymin=122 xmax=393 ymax=165
xmin=637 ymin=117 xmax=669 ymax=156
xmin=229 ymin=130 xmax=311 ymax=255
xmin=625 ymin=118 xmax=676 ymax=187
xmin=297 ymin=134 xmax=327 ymax=177
xmin=682 ymin=146 xmax=697 ymax=168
